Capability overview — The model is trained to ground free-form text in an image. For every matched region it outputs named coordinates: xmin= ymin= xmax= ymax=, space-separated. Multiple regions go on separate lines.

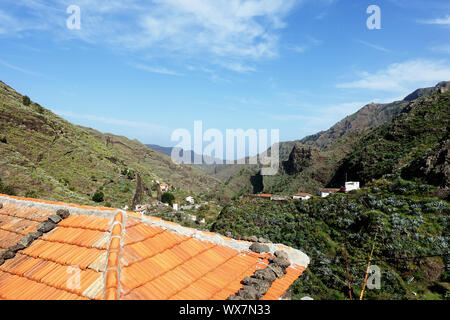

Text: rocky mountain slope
xmin=221 ymin=81 xmax=450 ymax=197
xmin=0 ymin=81 xmax=223 ymax=207
xmin=331 ymin=82 xmax=449 ymax=197
xmin=212 ymin=177 xmax=449 ymax=300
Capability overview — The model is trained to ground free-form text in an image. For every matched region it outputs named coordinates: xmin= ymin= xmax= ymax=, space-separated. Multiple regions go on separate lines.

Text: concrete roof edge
xmin=0 ymin=195 xmax=310 ymax=268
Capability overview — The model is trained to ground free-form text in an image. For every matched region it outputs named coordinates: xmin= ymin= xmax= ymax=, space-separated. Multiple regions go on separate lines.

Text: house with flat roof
xmin=343 ymin=181 xmax=360 ymax=193
xmin=318 ymin=188 xmax=341 ymax=198
xmin=293 ymin=193 xmax=313 ymax=201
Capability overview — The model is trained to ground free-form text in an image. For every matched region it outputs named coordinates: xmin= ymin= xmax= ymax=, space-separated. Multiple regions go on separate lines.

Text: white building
xmin=185 ymin=196 xmax=195 ymax=205
xmin=344 ymin=181 xmax=360 ymax=193
xmin=173 ymin=203 xmax=179 ymax=211
xmin=186 ymin=214 xmax=197 ymax=222
xmin=293 ymin=193 xmax=313 ymax=201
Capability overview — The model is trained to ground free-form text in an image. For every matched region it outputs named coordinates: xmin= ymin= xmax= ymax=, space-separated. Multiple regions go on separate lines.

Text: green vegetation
xmin=92 ymin=191 xmax=105 ymax=203
xmin=161 ymin=192 xmax=175 ymax=205
xmin=0 ymin=178 xmax=16 ymax=196
xmin=22 ymin=95 xmax=31 ymax=106
xmin=332 ymin=91 xmax=450 ymax=189
xmin=212 ymin=178 xmax=449 ymax=300
xmin=0 ymin=80 xmax=225 ymax=208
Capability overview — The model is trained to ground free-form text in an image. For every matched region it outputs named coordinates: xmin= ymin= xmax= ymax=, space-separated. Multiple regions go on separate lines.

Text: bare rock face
xmin=437 ymin=81 xmax=450 ymax=94
xmin=283 ymin=143 xmax=318 ymax=175
xmin=402 ymin=138 xmax=450 ymax=195
xmin=132 ymin=173 xmax=145 ymax=210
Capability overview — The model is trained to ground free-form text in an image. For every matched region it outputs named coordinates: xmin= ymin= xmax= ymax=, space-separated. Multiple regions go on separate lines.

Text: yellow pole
xmin=360 ymin=230 xmax=378 ymax=300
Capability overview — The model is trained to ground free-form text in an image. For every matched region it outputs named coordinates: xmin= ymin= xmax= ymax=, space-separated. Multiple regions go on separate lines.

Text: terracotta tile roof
xmin=0 ymin=194 xmax=309 ymax=300
xmin=319 ymin=188 xmax=341 ymax=193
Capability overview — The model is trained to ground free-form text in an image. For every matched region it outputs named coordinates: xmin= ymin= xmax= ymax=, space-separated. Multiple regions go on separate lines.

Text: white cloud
xmin=220 ymin=62 xmax=256 ymax=73
xmin=129 ymin=63 xmax=184 ymax=76
xmin=261 ymin=100 xmax=371 ymax=138
xmin=418 ymin=15 xmax=450 ymax=25
xmin=430 ymin=44 xmax=450 ymax=54
xmin=0 ymin=59 xmax=42 ymax=76
xmin=2 ymin=0 xmax=302 ymax=72
xmin=356 ymin=40 xmax=391 ymax=53
xmin=55 ymin=110 xmax=168 ymax=131
xmin=337 ymin=59 xmax=450 ymax=92
xmin=288 ymin=35 xmax=323 ymax=54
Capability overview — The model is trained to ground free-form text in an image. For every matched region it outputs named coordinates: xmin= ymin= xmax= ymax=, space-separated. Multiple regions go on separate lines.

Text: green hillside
xmin=212 ymin=178 xmax=449 ymax=300
xmin=331 ymin=87 xmax=449 ymax=197
xmin=221 ymin=82 xmax=449 ymax=197
xmin=0 ymin=81 xmax=223 ymax=207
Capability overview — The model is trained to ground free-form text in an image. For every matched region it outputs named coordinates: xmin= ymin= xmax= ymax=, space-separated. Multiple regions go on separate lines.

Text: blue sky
xmin=0 ymin=0 xmax=449 ymax=148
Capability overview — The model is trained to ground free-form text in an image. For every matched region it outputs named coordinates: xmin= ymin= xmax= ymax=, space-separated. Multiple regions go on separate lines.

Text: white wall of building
xmin=345 ymin=182 xmax=360 ymax=192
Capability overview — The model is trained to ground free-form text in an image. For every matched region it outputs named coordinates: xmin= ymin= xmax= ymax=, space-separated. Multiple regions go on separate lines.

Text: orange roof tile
xmin=0 ymin=194 xmax=309 ymax=300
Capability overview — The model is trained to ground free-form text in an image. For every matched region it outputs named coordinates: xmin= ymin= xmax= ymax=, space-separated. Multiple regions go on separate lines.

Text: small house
xmin=185 ymin=196 xmax=195 ymax=205
xmin=271 ymin=195 xmax=289 ymax=201
xmin=343 ymin=181 xmax=360 ymax=193
xmin=318 ymin=188 xmax=341 ymax=198
xmin=293 ymin=193 xmax=313 ymax=201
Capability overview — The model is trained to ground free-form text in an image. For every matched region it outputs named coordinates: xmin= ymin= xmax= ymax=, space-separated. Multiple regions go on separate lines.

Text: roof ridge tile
xmin=104 ymin=210 xmax=126 ymax=300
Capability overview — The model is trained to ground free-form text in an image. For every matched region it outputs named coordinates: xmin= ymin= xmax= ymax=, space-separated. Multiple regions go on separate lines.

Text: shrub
xmin=25 ymin=190 xmax=37 ymax=198
xmin=22 ymin=95 xmax=31 ymax=106
xmin=36 ymin=104 xmax=45 ymax=114
xmin=0 ymin=179 xmax=16 ymax=196
xmin=92 ymin=191 xmax=105 ymax=203
xmin=161 ymin=192 xmax=175 ymax=205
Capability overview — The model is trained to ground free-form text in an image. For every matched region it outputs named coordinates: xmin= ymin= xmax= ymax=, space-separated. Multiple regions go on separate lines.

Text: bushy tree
xmin=0 ymin=179 xmax=16 ymax=196
xmin=92 ymin=191 xmax=105 ymax=203
xmin=161 ymin=192 xmax=175 ymax=205
xmin=22 ymin=95 xmax=31 ymax=106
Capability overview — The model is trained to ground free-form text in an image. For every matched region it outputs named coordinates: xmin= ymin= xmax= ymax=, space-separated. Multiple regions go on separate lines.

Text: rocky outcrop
xmin=404 ymin=81 xmax=450 ymax=101
xmin=131 ymin=173 xmax=144 ymax=210
xmin=283 ymin=143 xmax=320 ymax=175
xmin=401 ymin=138 xmax=450 ymax=198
